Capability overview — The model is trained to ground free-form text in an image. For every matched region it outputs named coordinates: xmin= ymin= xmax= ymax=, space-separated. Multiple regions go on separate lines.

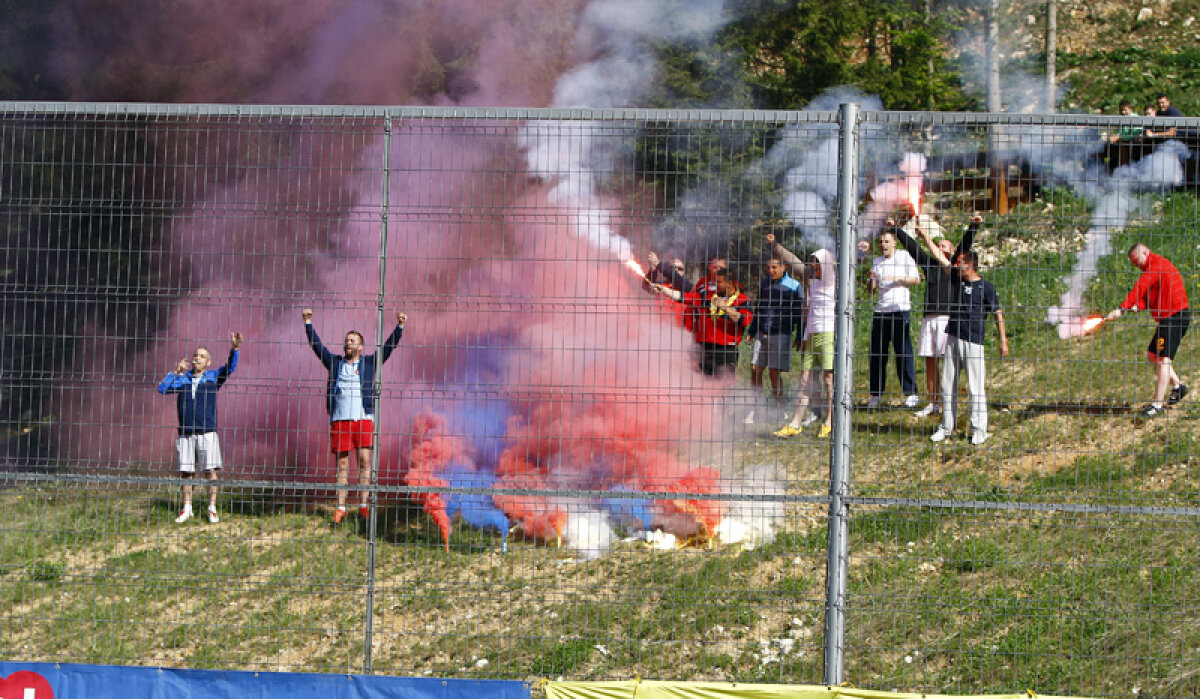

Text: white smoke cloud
xmin=941 ymin=18 xmax=1187 ymax=335
xmin=767 ymin=87 xmax=885 ymax=250
xmin=522 ymin=0 xmax=731 ymax=262
xmin=1045 ymin=139 xmax=1188 ymax=332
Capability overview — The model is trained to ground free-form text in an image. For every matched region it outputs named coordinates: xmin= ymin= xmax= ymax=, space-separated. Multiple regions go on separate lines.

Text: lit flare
xmin=1056 ymin=314 xmax=1106 ymax=339
xmin=624 ymin=258 xmax=647 ymax=279
xmin=1081 ymin=315 xmax=1105 ymax=334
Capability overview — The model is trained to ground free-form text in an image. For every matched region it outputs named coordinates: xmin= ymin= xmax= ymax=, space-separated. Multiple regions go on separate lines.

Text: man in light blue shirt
xmin=304 ymin=308 xmax=407 ymax=523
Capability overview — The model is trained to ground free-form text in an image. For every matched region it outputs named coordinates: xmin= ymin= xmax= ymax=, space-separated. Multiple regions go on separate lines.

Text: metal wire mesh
xmin=1 ymin=103 xmax=1197 ymax=696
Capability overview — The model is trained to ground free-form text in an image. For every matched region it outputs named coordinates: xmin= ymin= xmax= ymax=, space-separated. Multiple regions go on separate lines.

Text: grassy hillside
xmin=1003 ymin=0 xmax=1200 ymax=114
xmin=4 ymin=190 xmax=1198 ymax=695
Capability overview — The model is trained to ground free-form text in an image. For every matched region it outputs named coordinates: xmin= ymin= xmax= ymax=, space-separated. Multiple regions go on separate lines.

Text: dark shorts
xmin=751 ymin=333 xmax=793 ymax=372
xmin=1149 ymin=308 xmax=1190 ymax=360
xmin=699 ymin=343 xmax=739 ymax=376
xmin=331 ymin=419 xmax=374 ymax=453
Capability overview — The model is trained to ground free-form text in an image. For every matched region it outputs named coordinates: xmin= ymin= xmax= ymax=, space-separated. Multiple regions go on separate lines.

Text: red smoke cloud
xmin=46 ymin=0 xmax=746 ymax=552
xmin=50 ymin=0 xmax=585 ymax=107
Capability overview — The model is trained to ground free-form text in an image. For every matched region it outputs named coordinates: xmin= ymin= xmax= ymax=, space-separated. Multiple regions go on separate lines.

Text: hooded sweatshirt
xmin=806 ymin=249 xmax=837 ymax=336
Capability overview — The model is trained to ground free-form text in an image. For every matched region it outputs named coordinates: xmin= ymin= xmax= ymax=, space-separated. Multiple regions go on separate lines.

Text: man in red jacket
xmin=683 ymin=269 xmax=752 ymax=376
xmin=1106 ymin=243 xmax=1190 ymax=417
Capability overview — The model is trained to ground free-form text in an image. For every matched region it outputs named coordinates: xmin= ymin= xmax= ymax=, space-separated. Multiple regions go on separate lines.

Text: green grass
xmin=5 ymin=462 xmax=1195 ymax=694
xmin=5 ymin=192 xmax=1200 ymax=693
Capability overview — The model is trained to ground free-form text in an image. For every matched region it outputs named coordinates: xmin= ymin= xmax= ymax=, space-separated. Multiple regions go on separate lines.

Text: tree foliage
xmin=727 ymin=0 xmax=971 ymax=111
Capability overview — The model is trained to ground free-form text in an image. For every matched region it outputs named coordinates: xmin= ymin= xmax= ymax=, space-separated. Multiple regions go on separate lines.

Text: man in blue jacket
xmin=304 ymin=308 xmax=407 ymax=523
xmin=158 ymin=332 xmax=242 ymax=523
xmin=745 ymin=255 xmax=805 ymax=424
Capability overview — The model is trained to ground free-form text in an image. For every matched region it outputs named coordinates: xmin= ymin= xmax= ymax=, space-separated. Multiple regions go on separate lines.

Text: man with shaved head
xmin=158 ymin=331 xmax=242 ymax=524
xmin=1106 ymin=243 xmax=1190 ymax=417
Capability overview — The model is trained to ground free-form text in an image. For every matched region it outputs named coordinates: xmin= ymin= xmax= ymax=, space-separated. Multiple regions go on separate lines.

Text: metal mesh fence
xmin=1 ymin=103 xmax=1198 ymax=696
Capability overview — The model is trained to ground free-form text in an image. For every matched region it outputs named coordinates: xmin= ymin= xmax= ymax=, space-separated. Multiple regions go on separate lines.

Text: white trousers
xmin=941 ymin=337 xmax=987 ymax=434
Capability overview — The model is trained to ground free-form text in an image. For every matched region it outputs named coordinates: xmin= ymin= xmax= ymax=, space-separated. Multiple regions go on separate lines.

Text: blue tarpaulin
xmin=0 ymin=662 xmax=529 ymax=699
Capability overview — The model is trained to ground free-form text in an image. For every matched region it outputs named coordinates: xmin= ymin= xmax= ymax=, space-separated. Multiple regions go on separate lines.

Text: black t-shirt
xmin=895 ymin=222 xmax=978 ymax=316
xmin=946 ymin=277 xmax=999 ymax=345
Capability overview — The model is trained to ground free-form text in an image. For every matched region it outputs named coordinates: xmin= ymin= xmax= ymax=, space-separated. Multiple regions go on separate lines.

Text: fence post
xmin=824 ymin=101 xmax=859 ymax=686
xmin=364 ymin=115 xmax=394 ymax=674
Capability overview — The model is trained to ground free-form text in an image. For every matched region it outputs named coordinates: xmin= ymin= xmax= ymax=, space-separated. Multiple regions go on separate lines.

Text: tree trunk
xmin=987 ymin=0 xmax=1008 ymax=213
xmin=1046 ymin=0 xmax=1057 ymax=112
xmin=926 ymin=0 xmax=934 ymax=110
xmin=986 ymin=0 xmax=1002 ymax=113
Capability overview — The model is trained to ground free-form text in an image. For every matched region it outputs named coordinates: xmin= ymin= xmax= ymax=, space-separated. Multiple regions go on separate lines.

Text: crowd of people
xmin=645 ymin=210 xmax=1188 ymax=448
xmin=157 ymin=212 xmax=1189 ymax=524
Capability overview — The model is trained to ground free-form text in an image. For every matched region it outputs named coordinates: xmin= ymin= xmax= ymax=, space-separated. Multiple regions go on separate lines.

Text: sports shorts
xmin=801 ymin=331 xmax=835 ymax=371
xmin=331 ymin=419 xmax=375 ymax=453
xmin=177 ymin=432 xmax=222 ymax=473
xmin=1149 ymin=308 xmax=1190 ymax=360
xmin=917 ymin=314 xmax=950 ymax=358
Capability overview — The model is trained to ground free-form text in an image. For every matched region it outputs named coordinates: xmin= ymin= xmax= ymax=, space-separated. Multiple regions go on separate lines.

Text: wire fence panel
xmin=1 ymin=103 xmax=1198 ymax=696
xmin=844 ymin=110 xmax=1200 ymax=696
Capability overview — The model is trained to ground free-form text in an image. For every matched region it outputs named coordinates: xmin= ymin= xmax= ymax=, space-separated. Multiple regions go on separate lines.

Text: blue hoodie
xmin=158 ymin=348 xmax=239 ymax=435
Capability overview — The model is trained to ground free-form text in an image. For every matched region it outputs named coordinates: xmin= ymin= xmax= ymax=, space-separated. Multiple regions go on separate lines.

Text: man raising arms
xmin=893 ymin=213 xmax=981 ymax=417
xmin=917 ymin=224 xmax=1009 ymax=446
xmin=304 ymin=308 xmax=408 ymax=523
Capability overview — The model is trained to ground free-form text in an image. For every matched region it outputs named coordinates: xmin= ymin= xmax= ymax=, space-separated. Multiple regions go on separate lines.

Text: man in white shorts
xmin=157 ymin=332 xmax=242 ymax=523
xmin=893 ymin=212 xmax=980 ymax=417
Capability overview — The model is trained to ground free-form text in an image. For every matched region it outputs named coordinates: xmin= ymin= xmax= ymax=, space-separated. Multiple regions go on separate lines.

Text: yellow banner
xmin=545 ymin=681 xmax=1085 ymax=699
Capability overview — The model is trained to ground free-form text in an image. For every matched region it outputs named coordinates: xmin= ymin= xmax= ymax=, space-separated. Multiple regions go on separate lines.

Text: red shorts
xmin=330 ymin=419 xmax=374 ymax=453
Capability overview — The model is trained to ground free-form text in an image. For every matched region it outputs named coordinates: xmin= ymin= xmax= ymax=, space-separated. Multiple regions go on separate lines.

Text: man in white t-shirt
xmin=865 ymin=230 xmax=921 ymax=408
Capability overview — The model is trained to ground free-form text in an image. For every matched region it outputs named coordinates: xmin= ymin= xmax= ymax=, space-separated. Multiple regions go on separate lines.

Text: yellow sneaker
xmin=773 ymin=424 xmax=802 ymax=438
xmin=817 ymin=425 xmax=832 ymax=438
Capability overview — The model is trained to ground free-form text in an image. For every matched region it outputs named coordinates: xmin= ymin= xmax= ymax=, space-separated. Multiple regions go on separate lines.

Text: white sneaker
xmin=174 ymin=508 xmax=193 ymax=524
xmin=206 ymin=507 xmax=220 ymax=524
xmin=903 ymin=394 xmax=920 ymax=408
xmin=930 ymin=427 xmax=950 ymax=443
xmin=865 ymin=396 xmax=882 ymax=409
xmin=913 ymin=402 xmax=937 ymax=417
xmin=971 ymin=431 xmax=990 ymax=446
xmin=800 ymin=412 xmax=819 ymax=427
xmin=743 ymin=410 xmax=756 ymax=425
